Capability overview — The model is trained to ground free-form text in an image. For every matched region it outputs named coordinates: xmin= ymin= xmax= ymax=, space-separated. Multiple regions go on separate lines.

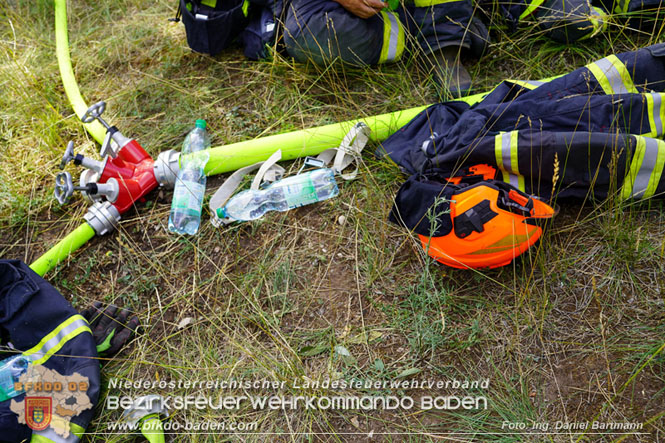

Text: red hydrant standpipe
xmin=52 ymin=101 xmax=166 ymax=240
xmin=98 ymin=137 xmax=158 ymax=213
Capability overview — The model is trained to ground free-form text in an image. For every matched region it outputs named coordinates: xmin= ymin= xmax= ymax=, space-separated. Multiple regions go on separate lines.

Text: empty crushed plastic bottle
xmin=218 ymin=168 xmax=339 ymax=222
xmin=168 ymin=119 xmax=211 ymax=235
xmin=0 ymin=355 xmax=29 ymax=402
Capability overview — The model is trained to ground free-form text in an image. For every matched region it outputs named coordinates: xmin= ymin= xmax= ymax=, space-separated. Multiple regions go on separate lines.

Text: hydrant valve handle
xmin=82 ymin=101 xmax=110 ymax=129
xmin=59 ymin=141 xmax=75 ymax=170
xmin=54 ymin=171 xmax=75 ymax=205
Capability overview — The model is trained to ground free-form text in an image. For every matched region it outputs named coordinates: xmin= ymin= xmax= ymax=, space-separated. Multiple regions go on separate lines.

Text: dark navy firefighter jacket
xmin=0 ymin=260 xmax=100 ymax=443
xmin=378 ymin=44 xmax=665 ymax=237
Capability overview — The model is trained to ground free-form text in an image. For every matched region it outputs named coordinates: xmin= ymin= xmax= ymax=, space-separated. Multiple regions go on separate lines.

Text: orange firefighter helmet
xmin=419 ymin=180 xmax=557 ymax=269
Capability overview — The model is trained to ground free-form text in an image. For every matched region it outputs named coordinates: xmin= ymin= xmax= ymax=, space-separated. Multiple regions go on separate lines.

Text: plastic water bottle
xmin=169 ymin=120 xmax=211 ymax=235
xmin=0 ymin=355 xmax=29 ymax=402
xmin=218 ymin=168 xmax=339 ymax=222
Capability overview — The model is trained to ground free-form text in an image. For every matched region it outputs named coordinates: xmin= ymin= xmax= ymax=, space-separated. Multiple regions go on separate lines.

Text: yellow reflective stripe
xmin=510 ymin=130 xmax=525 ymax=191
xmin=495 ymin=132 xmax=509 ymax=183
xmin=519 ymin=0 xmax=546 ymax=19
xmin=24 ymin=315 xmax=87 ymax=356
xmin=242 ymin=0 xmax=250 ymax=17
xmin=396 ymin=16 xmax=405 ymax=61
xmin=70 ymin=422 xmax=85 ymax=438
xmin=644 ymin=139 xmax=665 ymax=198
xmin=586 ymin=62 xmax=612 ymax=94
xmin=23 ymin=315 xmax=91 ymax=366
xmin=200 ymin=0 xmax=216 ymax=7
xmin=32 ymin=428 xmax=79 ymax=443
xmin=495 ymin=131 xmax=525 ymax=191
xmin=379 ymin=11 xmax=391 ymax=64
xmin=414 ymin=0 xmax=464 ymax=5
xmin=510 ymin=130 xmax=519 ymax=171
xmin=620 ymin=136 xmax=646 ymax=200
xmin=30 ymin=435 xmax=55 ymax=443
xmin=587 ymin=55 xmax=637 ymax=95
xmin=621 ymin=137 xmax=665 ymax=200
xmin=378 ymin=11 xmax=405 ymax=64
xmin=31 ymin=326 xmax=91 ymax=366
xmin=645 ymin=93 xmax=665 ymax=137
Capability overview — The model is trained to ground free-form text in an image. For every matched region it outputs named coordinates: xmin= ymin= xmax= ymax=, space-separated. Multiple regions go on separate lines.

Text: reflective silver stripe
xmin=420 ymin=132 xmax=438 ymax=154
xmin=386 ymin=12 xmax=400 ymax=62
xmin=594 ymin=57 xmax=629 ymax=94
xmin=652 ymin=93 xmax=663 ymax=136
xmin=632 ymin=137 xmax=660 ymax=198
xmin=24 ymin=317 xmax=90 ymax=364
xmin=33 ymin=428 xmax=80 ymax=443
xmin=524 ymin=80 xmax=545 ymax=88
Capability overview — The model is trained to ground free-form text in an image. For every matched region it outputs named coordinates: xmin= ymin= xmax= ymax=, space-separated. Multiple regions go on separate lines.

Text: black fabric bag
xmin=177 ymin=0 xmax=249 ymax=55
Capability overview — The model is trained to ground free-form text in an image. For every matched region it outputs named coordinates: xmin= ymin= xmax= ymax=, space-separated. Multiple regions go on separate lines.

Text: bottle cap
xmin=195 ymin=119 xmax=207 ymax=129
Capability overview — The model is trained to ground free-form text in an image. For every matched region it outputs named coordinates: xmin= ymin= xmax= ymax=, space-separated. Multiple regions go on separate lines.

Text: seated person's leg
xmin=406 ymin=0 xmax=488 ymax=57
xmin=404 ymin=0 xmax=489 ymax=96
xmin=284 ymin=0 xmax=391 ymax=66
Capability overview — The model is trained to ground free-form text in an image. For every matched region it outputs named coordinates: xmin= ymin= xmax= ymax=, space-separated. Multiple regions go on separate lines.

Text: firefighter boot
xmin=425 ymin=46 xmax=472 ymax=99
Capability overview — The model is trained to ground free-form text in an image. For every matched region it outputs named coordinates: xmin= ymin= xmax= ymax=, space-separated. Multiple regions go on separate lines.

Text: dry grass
xmin=1 ymin=0 xmax=664 ymax=441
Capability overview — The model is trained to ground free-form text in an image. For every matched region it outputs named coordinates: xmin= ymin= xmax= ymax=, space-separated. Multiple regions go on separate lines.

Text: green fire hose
xmin=30 ymin=223 xmax=95 ymax=276
xmin=54 ymin=0 xmax=106 ymax=145
xmin=201 ymin=106 xmax=427 ymax=175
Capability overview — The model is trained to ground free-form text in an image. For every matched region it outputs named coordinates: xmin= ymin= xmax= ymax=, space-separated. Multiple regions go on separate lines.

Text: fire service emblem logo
xmin=25 ymin=397 xmax=52 ymax=431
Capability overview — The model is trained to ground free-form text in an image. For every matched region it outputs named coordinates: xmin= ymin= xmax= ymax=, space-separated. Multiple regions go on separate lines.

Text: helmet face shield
xmin=419 ymin=181 xmax=557 ymax=269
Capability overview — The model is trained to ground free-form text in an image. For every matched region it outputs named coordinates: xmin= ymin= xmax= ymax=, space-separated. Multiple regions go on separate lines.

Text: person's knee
xmin=283 ymin=2 xmax=384 ymax=65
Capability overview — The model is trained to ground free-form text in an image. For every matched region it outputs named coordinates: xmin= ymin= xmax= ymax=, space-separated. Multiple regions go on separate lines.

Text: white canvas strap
xmin=209 ymin=149 xmax=283 ymax=226
xmin=315 ymin=122 xmax=370 ymax=181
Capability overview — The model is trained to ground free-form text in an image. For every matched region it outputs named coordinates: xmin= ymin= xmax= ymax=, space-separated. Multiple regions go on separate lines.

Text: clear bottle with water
xmin=0 ymin=355 xmax=29 ymax=402
xmin=218 ymin=168 xmax=339 ymax=222
xmin=169 ymin=119 xmax=211 ymax=235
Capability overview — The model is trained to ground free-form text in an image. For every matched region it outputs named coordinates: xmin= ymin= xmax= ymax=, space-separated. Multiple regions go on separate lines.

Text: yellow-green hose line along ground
xmin=30 ymin=223 xmax=96 ymax=276
xmin=54 ymin=0 xmax=106 ymax=144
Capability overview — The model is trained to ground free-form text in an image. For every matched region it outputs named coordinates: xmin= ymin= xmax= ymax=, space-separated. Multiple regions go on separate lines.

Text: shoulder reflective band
xmin=495 ymin=131 xmax=525 ymax=192
xmin=586 ymin=55 xmax=638 ymax=95
xmin=31 ymin=427 xmax=80 ymax=443
xmin=645 ymin=93 xmax=665 ymax=138
xmin=519 ymin=0 xmax=546 ymax=19
xmin=620 ymin=136 xmax=665 ymax=200
xmin=378 ymin=11 xmax=405 ymax=64
xmin=508 ymin=79 xmax=546 ymax=90
xmin=23 ymin=315 xmax=91 ymax=366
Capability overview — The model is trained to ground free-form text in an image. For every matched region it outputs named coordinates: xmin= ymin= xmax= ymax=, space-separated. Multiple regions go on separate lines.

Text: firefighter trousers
xmin=283 ymin=0 xmax=489 ymax=66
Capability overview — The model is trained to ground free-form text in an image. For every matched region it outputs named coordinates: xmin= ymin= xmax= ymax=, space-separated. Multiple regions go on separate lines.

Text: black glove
xmin=82 ymin=302 xmax=140 ymax=358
